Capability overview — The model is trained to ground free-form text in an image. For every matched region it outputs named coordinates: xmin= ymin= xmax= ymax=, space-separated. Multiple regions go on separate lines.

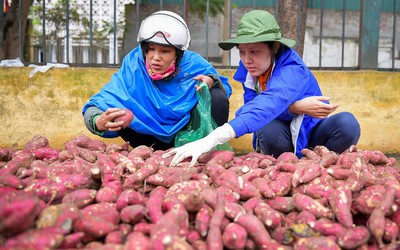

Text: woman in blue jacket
xmin=166 ymin=9 xmax=360 ymax=166
xmin=82 ymin=11 xmax=232 ymax=150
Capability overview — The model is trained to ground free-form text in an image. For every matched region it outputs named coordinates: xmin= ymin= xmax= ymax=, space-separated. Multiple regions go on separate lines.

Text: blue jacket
xmin=82 ymin=46 xmax=232 ymax=143
xmin=228 ymin=46 xmax=324 ymax=157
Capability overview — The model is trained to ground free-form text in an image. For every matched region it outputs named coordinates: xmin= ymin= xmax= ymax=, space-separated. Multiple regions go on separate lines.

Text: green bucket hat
xmin=219 ymin=10 xmax=296 ymax=50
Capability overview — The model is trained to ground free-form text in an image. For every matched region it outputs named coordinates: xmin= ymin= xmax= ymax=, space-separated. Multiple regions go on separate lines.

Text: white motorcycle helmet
xmin=137 ymin=11 xmax=191 ymax=51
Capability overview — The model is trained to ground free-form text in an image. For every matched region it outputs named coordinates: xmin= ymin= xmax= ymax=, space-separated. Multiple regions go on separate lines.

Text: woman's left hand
xmin=193 ymin=75 xmax=214 ymax=90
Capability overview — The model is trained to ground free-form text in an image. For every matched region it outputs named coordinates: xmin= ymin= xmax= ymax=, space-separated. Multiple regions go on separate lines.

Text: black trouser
xmin=118 ymin=87 xmax=230 ymax=150
xmin=256 ymin=112 xmax=361 ymax=157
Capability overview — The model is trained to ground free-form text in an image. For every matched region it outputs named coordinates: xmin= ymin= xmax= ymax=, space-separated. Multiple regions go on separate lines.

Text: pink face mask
xmin=146 ymin=60 xmax=176 ymax=81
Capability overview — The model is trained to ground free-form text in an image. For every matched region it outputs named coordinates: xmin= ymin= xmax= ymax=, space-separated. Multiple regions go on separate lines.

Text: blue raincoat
xmin=82 ymin=46 xmax=232 ymax=143
xmin=228 ymin=46 xmax=324 ymax=157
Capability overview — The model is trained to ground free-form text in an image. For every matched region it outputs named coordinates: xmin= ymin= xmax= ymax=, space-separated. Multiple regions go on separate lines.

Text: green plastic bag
xmin=174 ymin=82 xmax=233 ymax=151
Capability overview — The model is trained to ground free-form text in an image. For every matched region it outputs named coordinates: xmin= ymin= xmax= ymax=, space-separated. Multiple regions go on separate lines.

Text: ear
xmin=274 ymin=42 xmax=281 ymax=54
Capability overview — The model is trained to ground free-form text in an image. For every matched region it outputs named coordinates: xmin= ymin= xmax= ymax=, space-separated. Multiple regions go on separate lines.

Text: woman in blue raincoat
xmin=82 ymin=11 xmax=232 ymax=150
xmin=166 ymin=10 xmax=361 ymax=166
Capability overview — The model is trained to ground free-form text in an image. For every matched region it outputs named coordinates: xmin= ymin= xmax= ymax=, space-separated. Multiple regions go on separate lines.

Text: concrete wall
xmin=0 ymin=67 xmax=399 ymax=155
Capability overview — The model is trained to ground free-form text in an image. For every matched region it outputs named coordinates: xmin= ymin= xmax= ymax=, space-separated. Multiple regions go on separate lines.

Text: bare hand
xmin=289 ymin=96 xmax=339 ymax=119
xmin=95 ymin=108 xmax=127 ymax=132
xmin=193 ymin=75 xmax=214 ymax=90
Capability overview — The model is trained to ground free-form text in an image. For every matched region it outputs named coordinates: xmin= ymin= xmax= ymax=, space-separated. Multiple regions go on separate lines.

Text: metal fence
xmin=9 ymin=0 xmax=400 ymax=70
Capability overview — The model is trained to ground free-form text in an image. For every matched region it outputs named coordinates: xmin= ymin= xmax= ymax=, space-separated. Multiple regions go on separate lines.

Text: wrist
xmin=93 ymin=115 xmax=105 ymax=135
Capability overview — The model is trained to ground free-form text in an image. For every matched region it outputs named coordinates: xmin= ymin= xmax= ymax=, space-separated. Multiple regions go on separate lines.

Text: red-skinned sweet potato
xmin=293 ymin=193 xmax=334 ymax=219
xmin=62 ymin=188 xmax=97 ymax=208
xmin=114 ymin=109 xmax=134 ymax=129
xmin=116 ymin=189 xmax=147 ymax=211
xmin=222 ymin=222 xmax=248 ymax=249
xmin=294 ymin=236 xmax=341 ymax=250
xmin=120 ymin=204 xmax=145 ymax=225
xmin=235 ymin=213 xmax=271 ymax=248
xmin=207 ymin=191 xmax=225 ymax=250
xmin=337 ymin=225 xmax=370 ymax=249
xmin=195 ymin=204 xmax=213 ymax=237
xmin=0 ymin=190 xmax=44 ymax=237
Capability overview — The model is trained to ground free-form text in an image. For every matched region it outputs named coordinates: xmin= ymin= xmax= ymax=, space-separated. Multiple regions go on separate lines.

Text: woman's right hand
xmin=95 ymin=108 xmax=126 ymax=132
xmin=289 ymin=96 xmax=339 ymax=119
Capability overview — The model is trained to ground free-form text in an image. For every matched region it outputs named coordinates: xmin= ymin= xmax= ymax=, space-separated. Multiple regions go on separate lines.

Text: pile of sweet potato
xmin=0 ymin=134 xmax=399 ymax=249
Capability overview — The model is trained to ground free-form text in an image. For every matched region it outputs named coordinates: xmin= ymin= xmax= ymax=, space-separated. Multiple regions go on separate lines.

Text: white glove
xmin=164 ymin=123 xmax=236 ymax=167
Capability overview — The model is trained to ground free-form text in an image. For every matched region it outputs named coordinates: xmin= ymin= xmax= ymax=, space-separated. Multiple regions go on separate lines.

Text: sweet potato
xmin=383 ymin=218 xmax=399 ymax=244
xmin=251 ymin=177 xmax=275 ymax=199
xmin=114 ymin=109 xmax=134 ymax=128
xmin=96 ymin=186 xmax=119 ymax=203
xmin=4 ymin=226 xmax=66 ymax=249
xmin=62 ymin=188 xmax=97 ymax=208
xmin=74 ymin=213 xmax=119 ymax=239
xmin=276 ymin=151 xmax=299 ymax=164
xmin=345 ymin=154 xmax=364 ymax=192
xmin=105 ymin=142 xmax=130 ymax=154
xmin=354 ymin=184 xmax=386 ymax=215
xmin=25 ymin=173 xmax=97 ymax=203
xmin=319 ymin=151 xmax=339 ymax=167
xmin=81 ymin=202 xmax=120 ymax=225
xmin=259 ymin=158 xmax=275 ymax=169
xmin=23 ymin=135 xmax=50 ymax=152
xmin=293 ymin=193 xmax=334 ymax=219
xmin=36 ymin=203 xmax=80 ymax=231
xmin=254 ymin=202 xmax=283 ymax=230
xmin=116 ymin=189 xmax=147 ymax=211
xmin=108 ymin=152 xmax=137 ymax=173
xmin=120 ymin=205 xmax=145 ymax=225
xmin=367 ymin=207 xmax=386 ymax=248
xmin=198 ymin=150 xmax=235 ymax=167
xmin=187 ymin=230 xmax=201 ymax=244
xmin=308 ymin=217 xmax=346 ymax=237
xmin=32 ymin=147 xmax=61 ymax=161
xmin=195 ymin=204 xmax=213 ymax=237
xmin=0 ymin=151 xmax=35 ymax=176
xmin=206 ymin=191 xmax=225 ymax=250
xmin=329 ymin=187 xmax=353 ymax=228
xmin=295 ymin=211 xmax=317 ymax=225
xmin=202 ymin=188 xmax=245 ymax=220
xmin=0 ymin=190 xmax=44 ymax=237
xmin=70 ymin=134 xmax=107 ymax=152
xmin=133 ymin=222 xmax=155 ymax=236
xmin=146 ymin=186 xmax=167 ymax=224
xmin=235 ymin=213 xmax=271 ymax=249
xmin=125 ymin=232 xmax=151 ymax=250
xmin=269 ymin=172 xmax=292 ymax=196
xmin=123 ymin=157 xmax=160 ymax=188
xmin=145 ymin=165 xmax=198 ymax=188
xmin=327 ymin=165 xmax=352 ymax=180
xmin=241 ymin=168 xmax=266 ymax=182
xmin=165 ymin=180 xmax=209 ymax=212
xmin=128 ymin=145 xmax=154 ymax=160
xmin=150 ymin=202 xmax=186 ymax=249
xmin=266 ymin=196 xmax=296 ymax=214
xmin=295 ymin=178 xmax=334 ymax=200
xmin=276 ymin=162 xmax=298 ymax=173
xmin=242 ymin=197 xmax=264 ymax=214
xmin=301 ymin=148 xmax=321 ymax=161
xmin=105 ymin=230 xmax=125 ymax=244
xmin=0 ymin=174 xmax=23 ymax=189
xmin=337 ymin=225 xmax=371 ymax=249
xmin=222 ymin=223 xmax=247 ymax=249
xmin=59 ymin=232 xmax=85 ymax=249
xmin=294 ymin=236 xmax=341 ymax=250
xmin=298 ymin=162 xmax=322 ymax=184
